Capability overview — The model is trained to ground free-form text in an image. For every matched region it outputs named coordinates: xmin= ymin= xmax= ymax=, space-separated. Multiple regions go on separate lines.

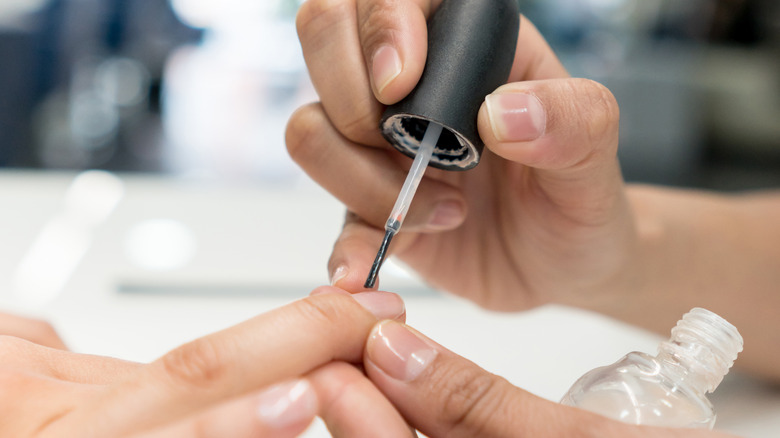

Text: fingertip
xmin=308 ymin=362 xmax=416 ymax=438
xmin=370 ymin=45 xmax=426 ymax=105
xmin=351 ymin=291 xmax=406 ymax=321
xmin=255 ymin=379 xmax=319 ymax=433
xmin=478 ymin=88 xmax=547 ymax=165
xmin=329 ymin=264 xmax=372 ymax=293
xmin=478 ymin=79 xmax=618 ymax=171
xmin=328 ymin=222 xmax=387 ymax=292
xmin=371 ymin=45 xmax=403 ymax=101
xmin=310 ymin=285 xmax=405 ymax=321
xmin=365 ymin=320 xmax=438 ymax=382
xmin=361 ymin=3 xmax=428 ymax=105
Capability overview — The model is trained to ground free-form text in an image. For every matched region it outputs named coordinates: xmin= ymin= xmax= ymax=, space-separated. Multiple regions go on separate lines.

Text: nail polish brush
xmin=363 ymin=0 xmax=519 ymax=288
xmin=364 ymin=121 xmax=442 ymax=288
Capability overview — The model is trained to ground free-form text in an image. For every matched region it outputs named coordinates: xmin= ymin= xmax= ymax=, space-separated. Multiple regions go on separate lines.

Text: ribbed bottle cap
xmin=662 ymin=308 xmax=743 ymax=393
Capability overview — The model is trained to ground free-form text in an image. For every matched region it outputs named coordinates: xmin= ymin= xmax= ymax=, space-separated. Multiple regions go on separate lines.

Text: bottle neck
xmin=656 ymin=308 xmax=743 ymax=394
xmin=656 ymin=347 xmax=718 ymax=395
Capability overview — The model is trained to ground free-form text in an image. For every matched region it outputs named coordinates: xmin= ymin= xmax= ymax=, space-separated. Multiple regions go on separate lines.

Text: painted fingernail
xmin=485 ymin=92 xmax=546 ymax=142
xmin=256 ymin=379 xmax=318 ymax=429
xmin=372 ymin=45 xmax=402 ymax=95
xmin=367 ymin=320 xmax=437 ymax=381
xmin=330 ymin=265 xmax=348 ymax=286
xmin=428 ymin=200 xmax=465 ymax=230
xmin=352 ymin=292 xmax=405 ymax=320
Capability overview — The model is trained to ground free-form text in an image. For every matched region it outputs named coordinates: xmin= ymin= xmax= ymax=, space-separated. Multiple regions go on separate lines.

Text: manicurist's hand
xmin=288 ymin=0 xmax=634 ymax=311
xmin=362 ymin=319 xmax=739 ymax=438
xmin=0 ymin=289 xmax=415 ymax=438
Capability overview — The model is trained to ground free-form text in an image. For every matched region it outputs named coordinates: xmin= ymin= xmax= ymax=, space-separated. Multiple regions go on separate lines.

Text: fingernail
xmin=367 ymin=321 xmax=437 ymax=382
xmin=352 ymin=291 xmax=405 ymax=320
xmin=372 ymin=45 xmax=402 ymax=95
xmin=330 ymin=265 xmax=348 ymax=286
xmin=256 ymin=379 xmax=318 ymax=429
xmin=428 ymin=200 xmax=465 ymax=230
xmin=485 ymin=92 xmax=546 ymax=142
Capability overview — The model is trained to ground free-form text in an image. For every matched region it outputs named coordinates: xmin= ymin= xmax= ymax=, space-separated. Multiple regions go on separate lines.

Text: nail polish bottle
xmin=560 ymin=308 xmax=743 ymax=429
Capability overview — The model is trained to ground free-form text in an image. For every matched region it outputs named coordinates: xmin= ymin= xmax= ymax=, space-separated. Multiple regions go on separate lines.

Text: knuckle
xmin=336 ymin=103 xmax=382 ymax=146
xmin=286 ymin=88 xmax=380 ymax=151
xmin=285 ymin=103 xmax=326 ymax=165
xmin=427 ymin=361 xmax=509 ymax=437
xmin=294 ymin=294 xmax=354 ymax=329
xmin=573 ymin=78 xmax=619 ymax=145
xmin=160 ymin=337 xmax=227 ymax=391
xmin=314 ymin=362 xmax=365 ymax=415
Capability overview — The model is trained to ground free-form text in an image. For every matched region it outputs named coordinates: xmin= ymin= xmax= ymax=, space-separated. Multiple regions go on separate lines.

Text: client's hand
xmin=0 ymin=288 xmax=413 ymax=438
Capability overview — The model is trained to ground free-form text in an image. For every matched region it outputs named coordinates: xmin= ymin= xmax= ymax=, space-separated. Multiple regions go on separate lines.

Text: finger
xmin=134 ymin=362 xmax=416 ymax=438
xmin=287 ymin=103 xmax=466 ymax=230
xmin=0 ymin=335 xmax=140 ymax=384
xmin=296 ymin=0 xmax=385 ymax=146
xmin=327 ymin=212 xmax=423 ymax=292
xmin=328 ymin=212 xmax=387 ymax=291
xmin=310 ymin=362 xmax=414 ymax=438
xmin=310 ymin=286 xmax=407 ymax=321
xmin=0 ymin=312 xmax=67 ymax=350
xmin=363 ymin=321 xmax=725 ymax=438
xmin=132 ymin=379 xmax=318 ymax=438
xmin=48 ymin=289 xmax=397 ymax=437
xmin=478 ymin=78 xmax=624 ymax=226
xmin=356 ymin=0 xmax=438 ymax=104
xmin=364 ymin=320 xmax=571 ymax=437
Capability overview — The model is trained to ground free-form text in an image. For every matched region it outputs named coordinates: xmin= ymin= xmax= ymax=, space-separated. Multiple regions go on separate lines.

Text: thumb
xmin=478 ymin=78 xmax=623 ymax=225
xmin=363 ymin=320 xmax=728 ymax=438
xmin=363 ymin=320 xmax=595 ymax=437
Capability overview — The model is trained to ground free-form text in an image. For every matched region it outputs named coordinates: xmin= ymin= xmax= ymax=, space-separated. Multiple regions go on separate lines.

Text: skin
xmin=0 ymin=290 xmax=415 ymax=438
xmin=288 ymin=0 xmax=780 ymax=382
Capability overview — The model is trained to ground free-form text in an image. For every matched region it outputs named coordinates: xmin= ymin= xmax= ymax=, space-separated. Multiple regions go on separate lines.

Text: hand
xmin=362 ymin=319 xmax=739 ymax=438
xmin=288 ymin=0 xmax=633 ymax=311
xmin=0 ymin=289 xmax=417 ymax=437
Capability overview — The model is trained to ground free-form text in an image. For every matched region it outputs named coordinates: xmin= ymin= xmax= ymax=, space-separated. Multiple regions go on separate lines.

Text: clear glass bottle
xmin=560 ymin=308 xmax=743 ymax=429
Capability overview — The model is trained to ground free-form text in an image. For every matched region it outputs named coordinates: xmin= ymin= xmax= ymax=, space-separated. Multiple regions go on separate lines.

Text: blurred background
xmin=0 ymin=0 xmax=778 ymax=188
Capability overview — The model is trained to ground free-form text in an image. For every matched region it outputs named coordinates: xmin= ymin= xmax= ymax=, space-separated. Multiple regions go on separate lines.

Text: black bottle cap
xmin=380 ymin=0 xmax=520 ymax=171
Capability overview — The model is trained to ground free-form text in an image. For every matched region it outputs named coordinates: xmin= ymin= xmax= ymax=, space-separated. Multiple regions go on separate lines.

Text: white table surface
xmin=0 ymin=170 xmax=777 ymax=437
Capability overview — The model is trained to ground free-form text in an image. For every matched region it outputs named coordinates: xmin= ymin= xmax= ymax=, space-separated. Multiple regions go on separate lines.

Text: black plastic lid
xmin=380 ymin=0 xmax=520 ymax=170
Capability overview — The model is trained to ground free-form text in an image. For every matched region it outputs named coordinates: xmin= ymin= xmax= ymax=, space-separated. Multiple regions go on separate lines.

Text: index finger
xmin=44 ymin=289 xmax=405 ymax=438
